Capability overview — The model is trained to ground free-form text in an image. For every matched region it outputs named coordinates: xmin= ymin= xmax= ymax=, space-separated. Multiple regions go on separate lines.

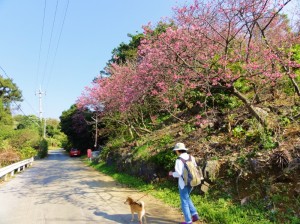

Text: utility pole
xmin=36 ymin=87 xmax=46 ymax=138
xmin=43 ymin=118 xmax=47 ymax=138
xmin=93 ymin=114 xmax=98 ymax=150
xmin=36 ymin=87 xmax=45 ymax=121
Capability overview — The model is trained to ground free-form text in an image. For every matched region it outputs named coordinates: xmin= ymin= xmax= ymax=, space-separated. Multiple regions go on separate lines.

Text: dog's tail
xmin=138 ymin=201 xmax=146 ymax=224
xmin=139 ymin=201 xmax=145 ymax=209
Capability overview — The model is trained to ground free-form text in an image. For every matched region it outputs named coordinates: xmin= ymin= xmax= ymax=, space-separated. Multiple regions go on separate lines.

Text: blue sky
xmin=0 ymin=0 xmax=190 ymax=119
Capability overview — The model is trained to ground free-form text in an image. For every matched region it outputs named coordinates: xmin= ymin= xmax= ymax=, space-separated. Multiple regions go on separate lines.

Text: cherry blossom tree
xmin=135 ymin=0 xmax=300 ymax=125
xmin=78 ymin=0 xmax=300 ymax=130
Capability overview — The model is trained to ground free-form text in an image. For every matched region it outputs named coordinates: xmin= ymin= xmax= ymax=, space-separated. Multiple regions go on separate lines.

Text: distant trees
xmin=59 ymin=105 xmax=94 ymax=152
xmin=14 ymin=115 xmax=40 ymax=130
xmin=0 ymin=75 xmax=54 ymax=165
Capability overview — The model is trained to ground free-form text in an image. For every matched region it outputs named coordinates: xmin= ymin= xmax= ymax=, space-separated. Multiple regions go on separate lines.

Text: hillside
xmin=97 ymin=93 xmax=300 ymax=223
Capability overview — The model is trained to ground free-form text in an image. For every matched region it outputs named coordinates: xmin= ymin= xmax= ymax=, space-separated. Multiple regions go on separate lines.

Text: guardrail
xmin=0 ymin=157 xmax=34 ymax=181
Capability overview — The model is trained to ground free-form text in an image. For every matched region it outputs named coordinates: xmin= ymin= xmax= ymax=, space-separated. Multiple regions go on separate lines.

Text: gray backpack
xmin=178 ymin=155 xmax=204 ymax=187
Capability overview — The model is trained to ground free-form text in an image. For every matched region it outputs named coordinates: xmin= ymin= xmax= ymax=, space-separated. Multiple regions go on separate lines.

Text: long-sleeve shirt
xmin=171 ymin=152 xmax=197 ymax=189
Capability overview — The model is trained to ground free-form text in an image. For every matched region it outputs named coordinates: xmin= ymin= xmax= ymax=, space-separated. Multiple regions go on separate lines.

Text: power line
xmin=0 ymin=66 xmax=37 ymax=116
xmin=46 ymin=0 xmax=70 ymax=92
xmin=35 ymin=0 xmax=47 ymax=89
xmin=0 ymin=65 xmax=10 ymax=79
xmin=41 ymin=0 xmax=59 ymax=87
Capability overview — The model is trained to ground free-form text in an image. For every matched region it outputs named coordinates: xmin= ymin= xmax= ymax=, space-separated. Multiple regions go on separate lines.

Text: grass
xmin=86 ymin=160 xmax=275 ymax=224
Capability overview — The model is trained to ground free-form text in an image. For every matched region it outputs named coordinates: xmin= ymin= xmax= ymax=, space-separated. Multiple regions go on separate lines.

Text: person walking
xmin=169 ymin=142 xmax=200 ymax=224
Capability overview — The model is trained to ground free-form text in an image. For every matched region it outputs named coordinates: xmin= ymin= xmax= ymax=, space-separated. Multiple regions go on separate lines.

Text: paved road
xmin=0 ymin=149 xmax=183 ymax=224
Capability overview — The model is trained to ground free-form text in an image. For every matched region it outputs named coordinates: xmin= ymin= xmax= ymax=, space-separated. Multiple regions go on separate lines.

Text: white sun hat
xmin=173 ymin=142 xmax=188 ymax=151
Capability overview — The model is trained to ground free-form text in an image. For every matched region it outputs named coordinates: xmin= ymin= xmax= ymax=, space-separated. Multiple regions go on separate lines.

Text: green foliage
xmin=43 ymin=118 xmax=67 ymax=149
xmin=211 ymin=93 xmax=243 ymax=110
xmin=0 ymin=139 xmax=8 ymax=150
xmin=183 ymin=123 xmax=195 ymax=134
xmin=14 ymin=115 xmax=40 ymax=130
xmin=150 ymin=21 xmax=176 ymax=37
xmin=20 ymin=146 xmax=37 ymax=159
xmin=245 ymin=129 xmax=261 ymax=144
xmin=99 ymin=145 xmax=110 ymax=160
xmin=109 ymin=32 xmax=144 ymax=65
xmin=133 ymin=144 xmax=150 ymax=159
xmin=193 ymin=196 xmax=272 ymax=224
xmin=261 ymin=131 xmax=278 ymax=150
xmin=282 ymin=76 xmax=300 ymax=96
xmin=47 ymin=137 xmax=62 ymax=149
xmin=158 ymin=134 xmax=174 ymax=147
xmin=9 ymin=129 xmax=40 ymax=149
xmin=89 ymin=161 xmax=153 ymax=191
xmin=236 ymin=155 xmax=247 ymax=166
xmin=0 ymin=75 xmax=22 ymax=106
xmin=100 ymin=112 xmax=133 ymax=140
xmin=45 ymin=118 xmax=61 ymax=137
xmin=0 ymin=114 xmax=48 ymax=165
xmin=0 ymin=99 xmax=13 ymax=125
xmin=150 ymin=148 xmax=177 ymax=171
xmin=234 ymin=78 xmax=252 ymax=93
xmin=232 ymin=125 xmax=245 ymax=138
xmin=279 ymin=116 xmax=290 ymax=126
xmin=291 ymin=44 xmax=300 ymax=62
xmin=244 ymin=119 xmax=278 ymax=149
xmin=38 ymin=138 xmax=48 ymax=158
xmin=184 ymin=88 xmax=205 ymax=108
xmin=291 ymin=105 xmax=300 ymax=116
xmin=0 ymin=124 xmax=14 ymax=141
xmin=61 ymin=139 xmax=72 ymax=151
xmin=60 ymin=105 xmax=94 ymax=151
xmin=156 ymin=113 xmax=171 ymax=124
xmin=108 ymin=137 xmax=126 ymax=150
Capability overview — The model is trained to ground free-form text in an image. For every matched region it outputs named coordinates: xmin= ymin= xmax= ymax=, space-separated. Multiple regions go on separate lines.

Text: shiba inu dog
xmin=124 ymin=196 xmax=146 ymax=224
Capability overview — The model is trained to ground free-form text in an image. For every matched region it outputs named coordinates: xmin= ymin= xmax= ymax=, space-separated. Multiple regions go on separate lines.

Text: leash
xmin=134 ymin=193 xmax=149 ymax=224
xmin=135 ymin=192 xmax=149 ymax=202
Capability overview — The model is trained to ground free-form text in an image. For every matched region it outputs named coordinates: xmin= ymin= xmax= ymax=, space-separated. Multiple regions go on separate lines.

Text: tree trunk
xmin=290 ymin=77 xmax=300 ymax=97
xmin=231 ymin=86 xmax=267 ymax=127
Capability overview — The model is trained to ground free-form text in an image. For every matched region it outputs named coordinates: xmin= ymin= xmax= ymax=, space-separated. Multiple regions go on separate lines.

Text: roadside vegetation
xmin=0 ymin=75 xmax=67 ymax=167
xmin=87 ymin=160 xmax=274 ymax=224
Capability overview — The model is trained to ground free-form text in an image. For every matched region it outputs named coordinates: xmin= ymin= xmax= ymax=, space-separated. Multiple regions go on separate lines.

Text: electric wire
xmin=45 ymin=0 xmax=70 ymax=92
xmin=2 ymin=1 xmax=69 ymax=119
xmin=41 ymin=0 xmax=59 ymax=88
xmin=0 ymin=66 xmax=36 ymax=116
xmin=35 ymin=0 xmax=47 ymax=90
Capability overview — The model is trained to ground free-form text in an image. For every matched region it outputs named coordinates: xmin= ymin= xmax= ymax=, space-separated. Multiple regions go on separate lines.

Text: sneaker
xmin=192 ymin=214 xmax=199 ymax=222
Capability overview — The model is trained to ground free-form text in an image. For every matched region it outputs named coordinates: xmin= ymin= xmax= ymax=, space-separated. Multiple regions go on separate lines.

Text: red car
xmin=69 ymin=148 xmax=81 ymax=157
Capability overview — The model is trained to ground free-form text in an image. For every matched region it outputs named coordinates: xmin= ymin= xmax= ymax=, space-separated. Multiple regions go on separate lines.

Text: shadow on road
xmin=0 ymin=149 xmax=183 ymax=223
xmin=94 ymin=210 xmax=179 ymax=224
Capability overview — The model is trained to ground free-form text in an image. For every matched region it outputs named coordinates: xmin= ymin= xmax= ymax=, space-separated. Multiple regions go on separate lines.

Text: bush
xmin=20 ymin=146 xmax=37 ymax=159
xmin=150 ymin=148 xmax=177 ymax=171
xmin=9 ymin=129 xmax=40 ymax=149
xmin=38 ymin=139 xmax=48 ymax=158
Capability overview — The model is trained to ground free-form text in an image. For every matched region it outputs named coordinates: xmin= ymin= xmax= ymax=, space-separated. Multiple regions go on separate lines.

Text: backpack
xmin=178 ymin=155 xmax=204 ymax=187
